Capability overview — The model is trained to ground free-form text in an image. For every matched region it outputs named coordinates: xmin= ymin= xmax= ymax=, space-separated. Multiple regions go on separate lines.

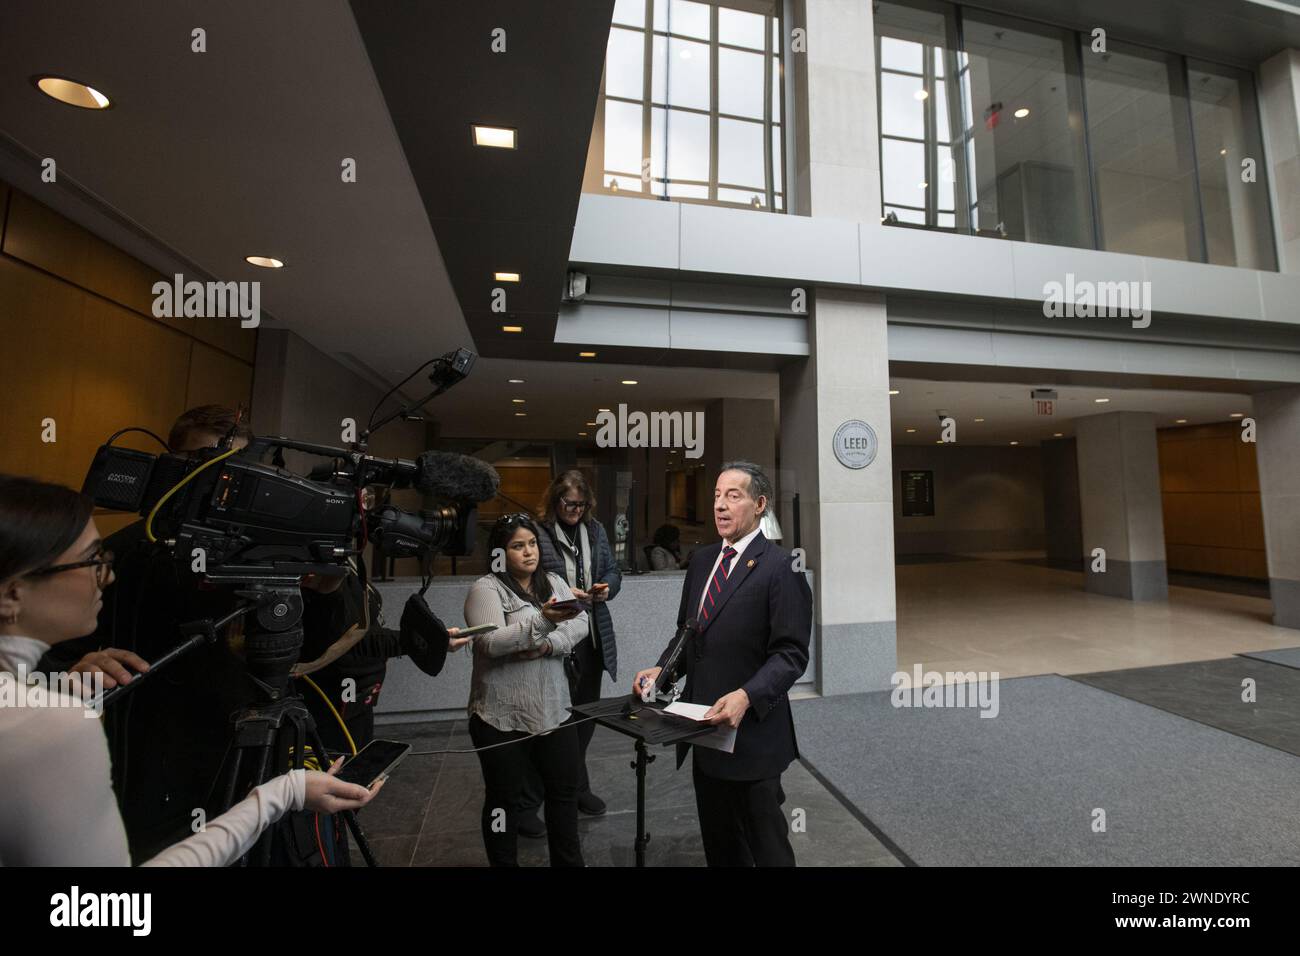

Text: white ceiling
xmin=888 ymin=377 xmax=1254 ymax=445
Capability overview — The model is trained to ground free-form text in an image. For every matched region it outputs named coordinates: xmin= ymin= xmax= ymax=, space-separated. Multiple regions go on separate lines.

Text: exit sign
xmin=1036 ymin=400 xmax=1054 ymax=415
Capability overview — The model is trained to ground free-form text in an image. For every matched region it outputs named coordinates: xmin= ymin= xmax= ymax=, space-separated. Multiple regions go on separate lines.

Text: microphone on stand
xmin=627 ymin=619 xmax=700 ymax=717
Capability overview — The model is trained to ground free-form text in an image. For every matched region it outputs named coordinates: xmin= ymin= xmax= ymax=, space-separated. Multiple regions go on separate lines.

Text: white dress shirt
xmin=696 ymin=524 xmax=763 ymax=618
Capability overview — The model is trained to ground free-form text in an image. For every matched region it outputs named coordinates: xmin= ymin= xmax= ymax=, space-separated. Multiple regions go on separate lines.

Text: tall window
xmin=874 ymin=0 xmax=1277 ymax=270
xmin=600 ymin=0 xmax=785 ymax=210
xmin=877 ymin=2 xmax=963 ymax=228
xmin=1187 ymin=60 xmax=1277 ymax=270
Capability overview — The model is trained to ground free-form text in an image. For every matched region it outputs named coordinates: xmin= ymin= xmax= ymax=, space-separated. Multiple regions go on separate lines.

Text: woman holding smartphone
xmin=0 ymin=474 xmax=379 ymax=867
xmin=463 ymin=513 xmax=589 ymax=866
xmin=521 ymin=470 xmax=621 ymax=832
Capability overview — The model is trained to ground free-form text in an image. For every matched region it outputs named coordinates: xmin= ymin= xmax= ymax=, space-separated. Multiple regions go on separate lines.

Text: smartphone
xmin=335 ymin=739 xmax=411 ymax=789
xmin=547 ymin=598 xmax=591 ymax=613
xmin=456 ymin=622 xmax=498 ymax=638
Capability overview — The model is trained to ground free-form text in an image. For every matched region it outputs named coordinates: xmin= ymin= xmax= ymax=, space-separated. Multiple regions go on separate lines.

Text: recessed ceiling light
xmin=514 ymin=412 xmax=526 ymax=417
xmin=245 ymin=255 xmax=284 ymax=268
xmin=502 ymin=325 xmax=523 ymax=333
xmin=974 ymin=418 xmax=985 ymax=422
xmin=35 ymin=75 xmax=111 ymax=109
xmin=578 ymin=432 xmax=587 ymax=437
xmin=621 ymin=379 xmax=637 ymax=385
xmin=889 ymin=389 xmax=900 ymax=395
xmin=1219 ymin=148 xmax=1227 ymax=156
xmin=586 ymin=421 xmax=597 ymax=426
xmin=1010 ymin=441 xmax=1019 ymax=445
xmin=1053 ymin=432 xmax=1063 ymax=437
xmin=1094 ymin=398 xmax=1110 ymax=403
xmin=1175 ymin=418 xmax=1187 ymax=424
xmin=1230 ymin=412 xmax=1244 ymax=418
xmin=473 ymin=125 xmax=517 ymax=149
xmin=1014 ymin=107 xmax=1029 ymax=118
xmin=935 ymin=440 xmax=943 ymax=445
xmin=494 ymin=272 xmax=520 ymax=282
xmin=511 ymin=399 xmax=525 ymax=404
xmin=905 ymin=428 xmax=916 ymax=433
xmin=914 ymin=89 xmax=929 ymax=100
xmin=508 ymin=378 xmax=525 ymax=384
xmin=579 ymin=351 xmax=597 ymax=358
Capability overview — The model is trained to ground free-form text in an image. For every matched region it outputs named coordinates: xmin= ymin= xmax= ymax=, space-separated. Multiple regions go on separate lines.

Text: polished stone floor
xmin=897 ymin=553 xmax=1295 ymax=679
xmin=350 ymin=718 xmax=902 ymax=867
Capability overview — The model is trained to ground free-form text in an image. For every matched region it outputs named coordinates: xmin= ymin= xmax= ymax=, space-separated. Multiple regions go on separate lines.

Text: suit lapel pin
xmin=746 ymin=559 xmax=755 ymax=568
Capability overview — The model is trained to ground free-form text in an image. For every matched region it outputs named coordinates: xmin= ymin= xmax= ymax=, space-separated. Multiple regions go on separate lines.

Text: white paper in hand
xmin=662 ymin=701 xmax=737 ymax=753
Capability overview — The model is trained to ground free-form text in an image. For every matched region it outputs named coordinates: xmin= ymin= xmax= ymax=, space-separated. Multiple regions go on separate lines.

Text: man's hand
xmin=632 ymin=666 xmax=662 ymax=696
xmin=70 ymin=649 xmax=150 ymax=689
xmin=703 ymin=689 xmax=750 ymax=728
xmin=590 ymin=582 xmax=610 ymax=602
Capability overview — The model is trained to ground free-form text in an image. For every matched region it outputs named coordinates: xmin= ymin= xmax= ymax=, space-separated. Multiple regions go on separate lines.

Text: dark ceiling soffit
xmin=0 ymin=131 xmax=283 ymax=329
xmin=348 ymin=0 xmax=615 ymax=359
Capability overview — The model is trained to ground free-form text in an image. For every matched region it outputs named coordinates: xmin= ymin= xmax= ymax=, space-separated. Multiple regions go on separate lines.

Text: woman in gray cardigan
xmin=464 ymin=514 xmax=588 ymax=866
xmin=530 ymin=469 xmax=621 ymax=821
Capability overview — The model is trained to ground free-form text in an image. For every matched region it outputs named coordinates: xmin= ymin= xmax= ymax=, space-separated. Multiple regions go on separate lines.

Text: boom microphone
xmin=412 ymin=451 xmax=500 ymax=503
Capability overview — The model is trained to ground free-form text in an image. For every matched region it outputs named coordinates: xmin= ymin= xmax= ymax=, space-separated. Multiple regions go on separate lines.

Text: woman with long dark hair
xmin=463 ymin=513 xmax=588 ymax=866
xmin=0 ymin=474 xmax=378 ymax=866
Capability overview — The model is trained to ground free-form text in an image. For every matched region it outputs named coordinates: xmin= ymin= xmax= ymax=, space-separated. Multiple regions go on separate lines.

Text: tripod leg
xmin=633 ymin=738 xmax=651 ymax=868
xmin=220 ymin=747 xmax=245 ymax=814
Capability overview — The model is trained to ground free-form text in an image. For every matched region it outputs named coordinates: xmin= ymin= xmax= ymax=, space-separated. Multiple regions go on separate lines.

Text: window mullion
xmin=710 ymin=5 xmax=719 ymax=202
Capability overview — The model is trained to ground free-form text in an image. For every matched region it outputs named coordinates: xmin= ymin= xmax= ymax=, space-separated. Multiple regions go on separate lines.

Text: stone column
xmin=1074 ymin=412 xmax=1168 ymax=601
xmin=780 ymin=288 xmax=895 ymax=694
xmin=789 ymin=0 xmax=880 ymax=220
xmin=1255 ymin=385 xmax=1300 ymax=628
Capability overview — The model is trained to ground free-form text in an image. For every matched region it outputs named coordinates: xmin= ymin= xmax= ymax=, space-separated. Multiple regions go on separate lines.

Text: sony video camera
xmin=81 ymin=349 xmax=498 ymax=585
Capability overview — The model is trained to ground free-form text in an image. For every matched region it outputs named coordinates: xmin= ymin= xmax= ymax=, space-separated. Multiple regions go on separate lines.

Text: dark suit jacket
xmin=656 ymin=531 xmax=811 ymax=781
xmin=537 ymin=516 xmax=621 ymax=681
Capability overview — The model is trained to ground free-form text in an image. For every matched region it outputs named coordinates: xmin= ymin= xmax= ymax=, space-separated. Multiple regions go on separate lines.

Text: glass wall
xmin=961 ymin=11 xmax=1093 ymax=248
xmin=599 ymin=0 xmax=784 ymax=210
xmin=873 ymin=0 xmax=1277 ymax=270
xmin=1083 ymin=42 xmax=1202 ymax=260
xmin=1187 ymin=60 xmax=1277 ymax=270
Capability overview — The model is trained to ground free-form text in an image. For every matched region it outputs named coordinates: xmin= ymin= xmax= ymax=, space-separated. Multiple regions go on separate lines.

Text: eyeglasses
xmin=495 ymin=513 xmax=534 ymax=529
xmin=30 ymin=549 xmax=115 ymax=588
xmin=560 ymin=498 xmax=588 ymax=512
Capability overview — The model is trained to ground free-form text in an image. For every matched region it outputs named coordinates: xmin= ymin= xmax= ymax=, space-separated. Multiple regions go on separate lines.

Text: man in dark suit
xmin=633 ymin=461 xmax=811 ymax=866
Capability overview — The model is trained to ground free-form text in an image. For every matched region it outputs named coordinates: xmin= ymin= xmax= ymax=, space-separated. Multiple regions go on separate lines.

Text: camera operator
xmin=0 ymin=474 xmax=380 ymax=866
xmin=296 ymin=527 xmax=471 ymax=755
xmin=39 ymin=406 xmax=262 ymax=860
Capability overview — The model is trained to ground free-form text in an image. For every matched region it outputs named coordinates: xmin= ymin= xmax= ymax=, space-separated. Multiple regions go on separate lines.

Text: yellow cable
xmin=299 ymin=673 xmax=358 ymax=756
xmin=144 ymin=447 xmax=240 ymax=543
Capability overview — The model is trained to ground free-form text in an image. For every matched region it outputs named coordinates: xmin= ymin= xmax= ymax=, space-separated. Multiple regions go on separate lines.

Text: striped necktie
xmin=701 ymin=546 xmax=738 ymax=621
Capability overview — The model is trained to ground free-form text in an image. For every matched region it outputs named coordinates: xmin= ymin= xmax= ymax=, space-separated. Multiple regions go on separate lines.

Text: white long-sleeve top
xmin=0 ymin=634 xmax=305 ymax=867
